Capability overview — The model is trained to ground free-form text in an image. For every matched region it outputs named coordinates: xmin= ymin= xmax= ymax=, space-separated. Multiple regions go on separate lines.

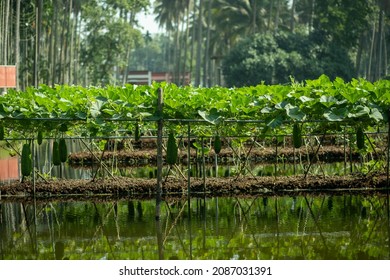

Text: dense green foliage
xmin=81 ymin=1 xmax=145 ymax=85
xmin=0 ymin=75 xmax=388 ymax=141
xmin=222 ymin=32 xmax=355 ymax=86
xmin=223 ymin=32 xmax=353 ymax=86
xmin=1 ymin=0 xmax=389 ymax=88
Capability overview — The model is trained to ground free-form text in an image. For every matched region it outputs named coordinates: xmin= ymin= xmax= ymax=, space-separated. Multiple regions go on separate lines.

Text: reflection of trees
xmin=1 ymin=195 xmax=390 ymax=260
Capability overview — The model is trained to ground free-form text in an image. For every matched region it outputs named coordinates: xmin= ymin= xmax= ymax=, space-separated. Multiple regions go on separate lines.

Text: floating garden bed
xmin=1 ymin=75 xmax=390 ymax=198
xmin=0 ymin=174 xmax=388 ymax=199
xmin=66 ymin=139 xmax=379 ymax=166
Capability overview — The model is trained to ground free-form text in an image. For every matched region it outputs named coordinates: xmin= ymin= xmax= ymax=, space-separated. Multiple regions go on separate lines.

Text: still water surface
xmin=1 ymin=194 xmax=389 ymax=260
xmin=1 ymin=142 xmax=390 ymax=260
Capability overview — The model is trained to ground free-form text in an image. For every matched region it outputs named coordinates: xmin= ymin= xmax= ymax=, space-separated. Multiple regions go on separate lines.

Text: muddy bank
xmin=1 ymin=173 xmax=389 ymax=200
xmin=68 ymin=145 xmax=376 ymax=166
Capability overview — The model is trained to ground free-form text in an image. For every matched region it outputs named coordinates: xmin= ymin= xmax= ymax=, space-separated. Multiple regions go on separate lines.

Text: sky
xmin=136 ymin=4 xmax=160 ymax=34
xmin=136 ymin=0 xmax=295 ymax=35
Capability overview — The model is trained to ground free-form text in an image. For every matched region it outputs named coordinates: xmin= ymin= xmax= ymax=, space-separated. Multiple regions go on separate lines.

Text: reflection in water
xmin=0 ymin=194 xmax=389 ymax=260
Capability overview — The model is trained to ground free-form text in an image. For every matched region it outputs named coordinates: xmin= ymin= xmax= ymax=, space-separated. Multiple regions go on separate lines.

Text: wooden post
xmin=187 ymin=122 xmax=191 ymax=196
xmin=387 ymin=109 xmax=390 ymax=193
xmin=156 ymin=88 xmax=163 ymax=220
xmin=386 ymin=111 xmax=390 ymax=233
xmin=343 ymin=125 xmax=347 ymax=176
xmin=32 ymin=138 xmax=36 ymax=197
xmin=275 ymin=137 xmax=278 ymax=178
xmin=201 ymin=136 xmax=206 ymax=194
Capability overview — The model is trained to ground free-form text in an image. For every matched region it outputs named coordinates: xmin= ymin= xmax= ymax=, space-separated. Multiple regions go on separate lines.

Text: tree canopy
xmin=222 ymin=31 xmax=355 ymax=87
xmin=0 ymin=0 xmax=389 ymax=88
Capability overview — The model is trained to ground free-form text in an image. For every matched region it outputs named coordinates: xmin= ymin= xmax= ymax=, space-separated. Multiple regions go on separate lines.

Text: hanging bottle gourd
xmin=21 ymin=143 xmax=32 ymax=176
xmin=166 ymin=132 xmax=178 ymax=165
xmin=293 ymin=123 xmax=302 ymax=149
xmin=356 ymin=127 xmax=365 ymax=150
xmin=52 ymin=140 xmax=61 ymax=166
xmin=214 ymin=135 xmax=222 ymax=154
xmin=59 ymin=138 xmax=68 ymax=163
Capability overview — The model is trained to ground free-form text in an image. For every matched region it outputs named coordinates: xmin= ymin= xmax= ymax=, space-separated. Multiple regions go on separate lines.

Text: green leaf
xmin=102 ymin=108 xmax=115 ymax=116
xmin=299 ymin=96 xmax=314 ymax=103
xmin=90 ymin=99 xmax=105 ymax=118
xmin=275 ymin=100 xmax=289 ymax=109
xmin=285 ymin=104 xmax=306 ymax=121
xmin=324 ymin=107 xmax=348 ymax=121
xmin=192 ymin=142 xmax=210 ymax=154
xmin=266 ymin=114 xmax=284 ymax=129
xmin=369 ymin=108 xmax=384 ymax=122
xmin=261 ymin=107 xmax=273 ymax=114
xmin=198 ymin=108 xmax=223 ymax=125
xmin=319 ymin=95 xmax=338 ymax=107
xmin=347 ymin=105 xmax=370 ymax=119
xmin=75 ymin=112 xmax=87 ymax=119
xmin=139 ymin=112 xmax=153 ymax=118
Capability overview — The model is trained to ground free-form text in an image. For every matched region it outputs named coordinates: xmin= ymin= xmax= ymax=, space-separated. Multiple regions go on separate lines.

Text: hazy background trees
xmin=1 ymin=0 xmax=389 ymax=89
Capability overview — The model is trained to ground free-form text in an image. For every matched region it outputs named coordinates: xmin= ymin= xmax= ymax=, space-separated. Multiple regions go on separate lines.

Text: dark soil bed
xmin=2 ymin=138 xmax=388 ymax=201
xmin=68 ymin=145 xmax=378 ymax=166
xmin=1 ymin=173 xmax=389 ymax=200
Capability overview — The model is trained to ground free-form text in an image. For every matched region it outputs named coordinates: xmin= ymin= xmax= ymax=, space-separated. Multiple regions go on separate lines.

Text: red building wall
xmin=0 ymin=157 xmax=19 ymax=182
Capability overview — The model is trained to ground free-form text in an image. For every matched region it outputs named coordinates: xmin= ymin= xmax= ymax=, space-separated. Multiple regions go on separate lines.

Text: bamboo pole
xmin=387 ymin=108 xmax=390 ymax=193
xmin=32 ymin=138 xmax=36 ymax=197
xmin=201 ymin=136 xmax=206 ymax=194
xmin=156 ymin=88 xmax=163 ymax=220
xmin=187 ymin=122 xmax=191 ymax=195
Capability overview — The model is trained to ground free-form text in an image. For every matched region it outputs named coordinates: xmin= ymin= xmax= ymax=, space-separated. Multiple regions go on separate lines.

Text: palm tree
xmin=212 ymin=0 xmax=267 ymax=37
xmin=195 ymin=0 xmax=203 ymax=86
xmin=154 ymin=0 xmax=190 ymax=84
xmin=15 ymin=0 xmax=21 ymax=89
